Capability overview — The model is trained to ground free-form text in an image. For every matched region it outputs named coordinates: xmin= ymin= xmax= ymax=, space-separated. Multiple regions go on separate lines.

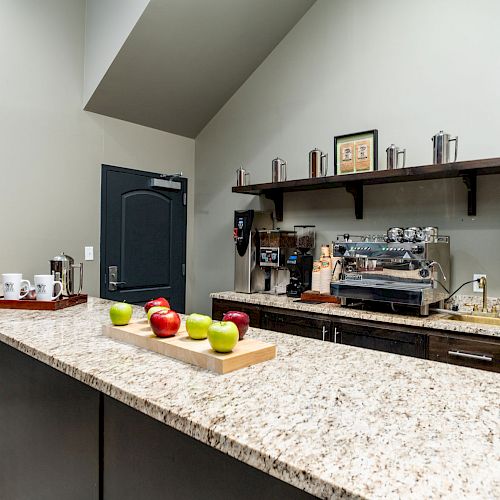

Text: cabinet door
xmin=212 ymin=299 xmax=261 ymax=327
xmin=0 ymin=342 xmax=100 ymax=500
xmin=336 ymin=320 xmax=427 ymax=358
xmin=428 ymin=334 xmax=499 ymax=372
xmin=261 ymin=310 xmax=330 ymax=341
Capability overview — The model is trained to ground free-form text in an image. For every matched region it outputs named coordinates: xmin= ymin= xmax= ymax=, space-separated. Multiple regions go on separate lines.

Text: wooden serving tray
xmin=0 ymin=294 xmax=88 ymax=310
xmin=103 ymin=319 xmax=276 ymax=374
xmin=300 ymin=291 xmax=341 ymax=304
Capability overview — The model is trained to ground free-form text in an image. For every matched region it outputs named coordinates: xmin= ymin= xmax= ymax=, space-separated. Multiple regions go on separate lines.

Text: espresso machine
xmin=286 ymin=225 xmax=315 ymax=297
xmin=258 ymin=229 xmax=294 ymax=294
xmin=233 ymin=210 xmax=273 ymax=293
xmin=330 ymin=227 xmax=450 ymax=315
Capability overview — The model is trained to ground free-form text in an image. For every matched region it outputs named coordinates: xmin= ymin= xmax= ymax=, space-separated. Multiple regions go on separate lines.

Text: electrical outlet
xmin=473 ymin=274 xmax=486 ymax=293
xmin=85 ymin=246 xmax=94 ymax=261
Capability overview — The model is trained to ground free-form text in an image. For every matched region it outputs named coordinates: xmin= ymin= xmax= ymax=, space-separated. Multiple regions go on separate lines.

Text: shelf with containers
xmin=232 ymin=157 xmax=500 ymax=220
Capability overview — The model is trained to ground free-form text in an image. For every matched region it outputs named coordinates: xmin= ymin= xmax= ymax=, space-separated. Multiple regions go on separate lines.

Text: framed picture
xmin=334 ymin=129 xmax=378 ymax=175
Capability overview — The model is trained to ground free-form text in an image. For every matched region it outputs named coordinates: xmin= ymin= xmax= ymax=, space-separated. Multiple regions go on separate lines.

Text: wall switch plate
xmin=85 ymin=246 xmax=94 ymax=261
xmin=473 ymin=274 xmax=486 ymax=293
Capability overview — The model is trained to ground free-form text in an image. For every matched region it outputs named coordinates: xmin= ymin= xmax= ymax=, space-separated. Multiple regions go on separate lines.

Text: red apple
xmin=144 ymin=297 xmax=170 ymax=313
xmin=150 ymin=309 xmax=180 ymax=338
xmin=222 ymin=311 xmax=250 ymax=340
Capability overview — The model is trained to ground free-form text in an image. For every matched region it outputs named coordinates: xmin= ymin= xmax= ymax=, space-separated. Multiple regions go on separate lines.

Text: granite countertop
xmin=0 ymin=298 xmax=499 ymax=499
xmin=211 ymin=291 xmax=500 ymax=338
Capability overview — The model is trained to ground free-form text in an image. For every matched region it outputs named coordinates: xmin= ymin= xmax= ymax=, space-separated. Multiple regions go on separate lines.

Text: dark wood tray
xmin=0 ymin=294 xmax=88 ymax=310
xmin=300 ymin=291 xmax=341 ymax=304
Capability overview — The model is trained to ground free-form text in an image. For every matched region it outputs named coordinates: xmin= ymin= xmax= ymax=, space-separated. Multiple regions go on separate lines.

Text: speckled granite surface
xmin=211 ymin=291 xmax=500 ymax=338
xmin=0 ymin=297 xmax=499 ymax=499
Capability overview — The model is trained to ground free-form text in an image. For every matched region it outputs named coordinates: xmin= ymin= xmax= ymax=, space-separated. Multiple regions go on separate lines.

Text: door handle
xmin=108 ymin=266 xmax=126 ymax=291
xmin=109 ymin=281 xmax=126 ymax=291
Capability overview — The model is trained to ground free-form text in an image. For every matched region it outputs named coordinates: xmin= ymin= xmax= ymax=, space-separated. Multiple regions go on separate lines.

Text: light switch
xmin=85 ymin=246 xmax=94 ymax=261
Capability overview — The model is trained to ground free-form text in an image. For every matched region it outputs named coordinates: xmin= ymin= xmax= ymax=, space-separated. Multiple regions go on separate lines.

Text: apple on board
xmin=222 ymin=311 xmax=249 ymax=340
xmin=109 ymin=302 xmax=133 ymax=326
xmin=185 ymin=313 xmax=212 ymax=340
xmin=144 ymin=297 xmax=170 ymax=313
xmin=147 ymin=305 xmax=169 ymax=322
xmin=150 ymin=309 xmax=181 ymax=338
xmin=207 ymin=321 xmax=239 ymax=353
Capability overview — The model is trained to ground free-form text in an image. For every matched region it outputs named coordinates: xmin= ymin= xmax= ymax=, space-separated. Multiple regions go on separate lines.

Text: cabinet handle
xmin=448 ymin=350 xmax=493 ymax=362
xmin=334 ymin=327 xmax=338 ymax=343
xmin=322 ymin=326 xmax=326 ymax=341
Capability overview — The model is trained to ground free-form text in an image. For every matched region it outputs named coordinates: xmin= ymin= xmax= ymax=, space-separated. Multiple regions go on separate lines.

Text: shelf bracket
xmin=345 ymin=182 xmax=363 ymax=219
xmin=461 ymin=173 xmax=477 ymax=216
xmin=264 ymin=190 xmax=284 ymax=221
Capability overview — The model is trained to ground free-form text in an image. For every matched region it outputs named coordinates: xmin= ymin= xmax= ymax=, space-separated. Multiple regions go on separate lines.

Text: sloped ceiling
xmin=84 ymin=0 xmax=315 ymax=138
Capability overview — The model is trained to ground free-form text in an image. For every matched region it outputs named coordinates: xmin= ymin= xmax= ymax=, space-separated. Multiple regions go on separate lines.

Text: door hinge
xmin=182 ymin=263 xmax=186 ymax=276
xmin=183 ymin=192 xmax=187 ymax=206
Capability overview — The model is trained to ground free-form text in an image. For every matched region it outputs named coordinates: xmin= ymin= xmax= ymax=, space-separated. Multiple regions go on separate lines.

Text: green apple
xmin=147 ymin=306 xmax=169 ymax=322
xmin=207 ymin=321 xmax=239 ymax=353
xmin=186 ymin=313 xmax=212 ymax=340
xmin=109 ymin=302 xmax=133 ymax=326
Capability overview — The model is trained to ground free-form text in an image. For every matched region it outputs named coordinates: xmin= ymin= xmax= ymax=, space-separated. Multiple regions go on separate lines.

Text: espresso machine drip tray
xmin=331 ymin=278 xmax=440 ymax=308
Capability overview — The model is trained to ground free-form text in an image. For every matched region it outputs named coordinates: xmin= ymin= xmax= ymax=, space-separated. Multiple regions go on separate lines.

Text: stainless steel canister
xmin=236 ymin=167 xmax=250 ymax=186
xmin=386 ymin=144 xmax=406 ymax=170
xmin=271 ymin=157 xmax=287 ymax=182
xmin=431 ymin=131 xmax=458 ymax=164
xmin=308 ymin=148 xmax=328 ymax=178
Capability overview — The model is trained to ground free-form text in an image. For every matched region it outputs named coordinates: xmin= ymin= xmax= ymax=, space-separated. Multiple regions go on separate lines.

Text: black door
xmin=100 ymin=165 xmax=187 ymax=311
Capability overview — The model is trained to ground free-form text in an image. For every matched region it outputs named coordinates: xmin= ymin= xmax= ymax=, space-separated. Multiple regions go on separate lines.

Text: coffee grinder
xmin=286 ymin=225 xmax=315 ymax=297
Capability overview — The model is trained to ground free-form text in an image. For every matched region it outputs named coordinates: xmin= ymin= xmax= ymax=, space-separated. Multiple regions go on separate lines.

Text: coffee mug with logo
xmin=2 ymin=274 xmax=31 ymax=300
xmin=34 ymin=275 xmax=63 ymax=301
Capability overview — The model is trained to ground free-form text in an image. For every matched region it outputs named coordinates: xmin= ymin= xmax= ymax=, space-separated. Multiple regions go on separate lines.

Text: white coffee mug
xmin=34 ymin=275 xmax=63 ymax=301
xmin=2 ymin=273 xmax=31 ymax=300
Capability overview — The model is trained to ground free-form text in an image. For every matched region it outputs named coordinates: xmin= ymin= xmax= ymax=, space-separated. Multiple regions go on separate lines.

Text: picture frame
xmin=334 ymin=129 xmax=378 ymax=175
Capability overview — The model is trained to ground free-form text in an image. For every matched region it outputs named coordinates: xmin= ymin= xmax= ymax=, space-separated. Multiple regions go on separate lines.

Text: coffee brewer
xmin=233 ymin=210 xmax=272 ymax=293
xmin=258 ymin=229 xmax=294 ymax=294
xmin=286 ymin=225 xmax=315 ymax=297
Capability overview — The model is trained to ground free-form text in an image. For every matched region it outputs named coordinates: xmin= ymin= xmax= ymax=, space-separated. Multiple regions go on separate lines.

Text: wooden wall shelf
xmin=232 ymin=158 xmax=500 ymax=220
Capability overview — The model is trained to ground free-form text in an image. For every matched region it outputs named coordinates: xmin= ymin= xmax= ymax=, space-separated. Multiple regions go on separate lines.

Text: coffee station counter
xmin=0 ymin=297 xmax=499 ymax=499
xmin=211 ymin=291 xmax=500 ymax=338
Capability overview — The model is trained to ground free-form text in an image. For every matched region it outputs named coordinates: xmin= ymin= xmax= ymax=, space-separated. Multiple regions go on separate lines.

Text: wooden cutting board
xmin=103 ymin=319 xmax=276 ymax=374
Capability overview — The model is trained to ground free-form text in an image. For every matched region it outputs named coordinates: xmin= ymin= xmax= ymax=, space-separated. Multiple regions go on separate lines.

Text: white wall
xmin=0 ymin=0 xmax=195 ymax=305
xmin=194 ymin=0 xmax=500 ymax=313
xmin=83 ymin=0 xmax=150 ymax=105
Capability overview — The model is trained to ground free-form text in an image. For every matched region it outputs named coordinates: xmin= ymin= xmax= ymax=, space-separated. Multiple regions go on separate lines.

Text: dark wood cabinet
xmin=334 ymin=319 xmax=428 ymax=358
xmin=261 ymin=309 xmax=331 ymax=341
xmin=428 ymin=333 xmax=500 ymax=373
xmin=212 ymin=299 xmax=261 ymax=327
xmin=212 ymin=297 xmax=500 ymax=372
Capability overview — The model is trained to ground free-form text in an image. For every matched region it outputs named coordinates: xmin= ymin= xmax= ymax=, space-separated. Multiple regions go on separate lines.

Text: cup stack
xmin=311 ymin=260 xmax=321 ymax=292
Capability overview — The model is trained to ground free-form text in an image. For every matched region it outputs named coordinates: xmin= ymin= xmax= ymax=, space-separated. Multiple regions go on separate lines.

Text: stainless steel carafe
xmin=236 ymin=166 xmax=250 ymax=186
xmin=432 ymin=130 xmax=458 ymax=164
xmin=49 ymin=252 xmax=83 ymax=296
xmin=386 ymin=144 xmax=406 ymax=170
xmin=308 ymin=148 xmax=328 ymax=177
xmin=271 ymin=157 xmax=287 ymax=182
